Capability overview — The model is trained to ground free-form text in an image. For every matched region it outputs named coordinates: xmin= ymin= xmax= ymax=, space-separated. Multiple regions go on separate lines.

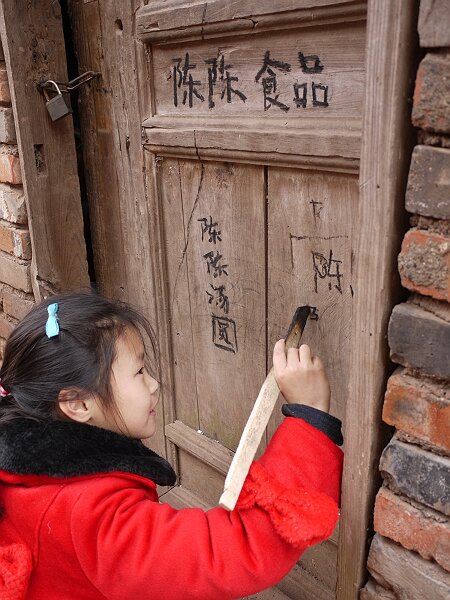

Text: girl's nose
xmin=148 ymin=375 xmax=159 ymax=395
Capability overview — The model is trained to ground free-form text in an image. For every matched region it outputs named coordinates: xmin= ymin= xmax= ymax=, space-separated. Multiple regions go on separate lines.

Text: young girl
xmin=0 ymin=292 xmax=343 ymax=600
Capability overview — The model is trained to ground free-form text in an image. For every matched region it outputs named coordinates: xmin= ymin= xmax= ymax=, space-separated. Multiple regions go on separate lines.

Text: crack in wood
xmin=171 ymin=161 xmax=205 ymax=304
xmin=201 ymin=3 xmax=207 ymax=40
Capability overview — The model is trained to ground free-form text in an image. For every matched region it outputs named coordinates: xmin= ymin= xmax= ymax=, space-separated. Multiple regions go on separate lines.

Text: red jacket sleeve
xmin=70 ymin=418 xmax=343 ymax=600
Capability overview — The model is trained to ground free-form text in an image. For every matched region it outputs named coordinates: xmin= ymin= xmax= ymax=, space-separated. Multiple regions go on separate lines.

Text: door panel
xmin=71 ymin=1 xmax=369 ymax=598
xmin=267 ymin=168 xmax=358 ymax=430
xmin=139 ymin=2 xmax=365 ymax=598
xmin=150 ymin=22 xmax=365 ymax=119
xmin=158 ymin=158 xmax=266 ymax=450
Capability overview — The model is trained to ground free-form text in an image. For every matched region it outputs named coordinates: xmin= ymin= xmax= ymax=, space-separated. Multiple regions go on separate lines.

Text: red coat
xmin=0 ymin=417 xmax=343 ymax=600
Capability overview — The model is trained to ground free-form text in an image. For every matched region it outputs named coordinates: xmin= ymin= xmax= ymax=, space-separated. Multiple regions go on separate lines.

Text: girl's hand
xmin=273 ymin=340 xmax=330 ymax=413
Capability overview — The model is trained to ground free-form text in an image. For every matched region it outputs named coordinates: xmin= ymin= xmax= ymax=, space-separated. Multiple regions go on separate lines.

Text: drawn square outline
xmin=212 ymin=314 xmax=238 ymax=353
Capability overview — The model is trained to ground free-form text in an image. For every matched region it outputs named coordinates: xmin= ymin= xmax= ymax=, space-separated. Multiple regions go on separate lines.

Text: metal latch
xmin=39 ymin=71 xmax=101 ymax=122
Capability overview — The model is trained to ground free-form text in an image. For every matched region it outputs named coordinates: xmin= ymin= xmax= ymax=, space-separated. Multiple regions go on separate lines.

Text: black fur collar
xmin=0 ymin=418 xmax=176 ymax=486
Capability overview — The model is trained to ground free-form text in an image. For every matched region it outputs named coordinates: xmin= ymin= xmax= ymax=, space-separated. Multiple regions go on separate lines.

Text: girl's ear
xmin=57 ymin=388 xmax=97 ymax=424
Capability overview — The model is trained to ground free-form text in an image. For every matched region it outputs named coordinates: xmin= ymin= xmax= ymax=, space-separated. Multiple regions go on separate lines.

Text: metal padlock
xmin=43 ymin=81 xmax=72 ymax=122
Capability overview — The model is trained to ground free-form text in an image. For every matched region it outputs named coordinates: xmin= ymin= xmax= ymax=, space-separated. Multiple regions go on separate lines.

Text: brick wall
xmin=360 ymin=2 xmax=450 ymax=598
xmin=0 ymin=41 xmax=34 ymax=359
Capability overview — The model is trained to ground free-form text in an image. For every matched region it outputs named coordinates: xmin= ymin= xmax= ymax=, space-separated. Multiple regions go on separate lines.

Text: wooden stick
xmin=219 ymin=306 xmax=310 ymax=510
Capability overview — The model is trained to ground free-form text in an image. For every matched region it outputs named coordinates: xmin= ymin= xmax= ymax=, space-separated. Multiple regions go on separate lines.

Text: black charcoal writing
xmin=312 ymin=249 xmax=343 ymax=294
xmin=255 ymin=51 xmax=291 ymax=112
xmin=212 ymin=315 xmax=238 ymax=353
xmin=310 ymin=199 xmax=324 ymax=224
xmin=206 ymin=283 xmax=230 ymax=314
xmin=203 ymin=250 xmax=229 ymax=278
xmin=170 ymin=50 xmax=331 ymax=112
xmin=198 ymin=216 xmax=222 ymax=244
xmin=298 ymin=52 xmax=324 ymax=74
xmin=293 ymin=82 xmax=329 ymax=109
xmin=308 ymin=306 xmax=320 ymax=320
xmin=197 ymin=215 xmax=238 ymax=352
xmin=312 ymin=82 xmax=329 ymax=107
xmin=205 ymin=55 xmax=247 ymax=109
xmin=293 ymin=82 xmax=308 ymax=108
xmin=289 ymin=233 xmax=348 ymax=271
xmin=172 ymin=53 xmax=205 ymax=108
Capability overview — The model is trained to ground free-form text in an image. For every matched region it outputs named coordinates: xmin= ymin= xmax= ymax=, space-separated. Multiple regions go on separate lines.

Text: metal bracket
xmin=39 ymin=71 xmax=101 ymax=94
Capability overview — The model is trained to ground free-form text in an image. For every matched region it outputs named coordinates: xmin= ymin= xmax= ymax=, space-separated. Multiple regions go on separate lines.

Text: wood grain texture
xmin=157 ymin=158 xmax=199 ymax=432
xmin=336 ymin=1 xmax=419 ymax=598
xmin=143 ymin=116 xmax=361 ymax=172
xmin=69 ymin=0 xmax=170 ymax=461
xmin=177 ymin=448 xmax=226 ymax=507
xmin=150 ymin=24 xmax=366 ymax=118
xmin=267 ymin=168 xmax=358 ymax=427
xmin=69 ymin=0 xmax=127 ymax=300
xmin=69 ymin=0 xmax=155 ymax=304
xmin=136 ymin=0 xmax=366 ymax=44
xmin=165 ymin=420 xmax=234 ymax=476
xmin=244 ymin=587 xmax=291 ymax=600
xmin=0 ymin=0 xmax=89 ymax=298
xmin=266 ymin=167 xmax=357 ymax=600
xmin=158 ymin=158 xmax=266 ymax=451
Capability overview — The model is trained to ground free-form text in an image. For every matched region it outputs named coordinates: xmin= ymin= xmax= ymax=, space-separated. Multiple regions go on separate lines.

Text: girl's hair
xmin=0 ymin=291 xmax=158 ymax=425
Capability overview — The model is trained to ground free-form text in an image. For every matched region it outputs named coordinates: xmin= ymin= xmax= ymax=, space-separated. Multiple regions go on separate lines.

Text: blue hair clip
xmin=45 ymin=303 xmax=60 ymax=338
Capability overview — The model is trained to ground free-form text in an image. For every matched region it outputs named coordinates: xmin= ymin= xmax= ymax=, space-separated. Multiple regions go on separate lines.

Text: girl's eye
xmin=137 ymin=367 xmax=145 ymax=375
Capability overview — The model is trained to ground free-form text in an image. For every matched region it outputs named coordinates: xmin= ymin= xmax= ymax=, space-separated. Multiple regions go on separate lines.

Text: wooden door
xmin=70 ymin=1 xmax=417 ymax=598
xmin=139 ymin=4 xmax=364 ymax=599
xmin=0 ymin=0 xmax=89 ymax=299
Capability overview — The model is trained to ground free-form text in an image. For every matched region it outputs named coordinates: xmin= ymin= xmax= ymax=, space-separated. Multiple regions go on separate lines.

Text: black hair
xmin=0 ymin=291 xmax=158 ymax=425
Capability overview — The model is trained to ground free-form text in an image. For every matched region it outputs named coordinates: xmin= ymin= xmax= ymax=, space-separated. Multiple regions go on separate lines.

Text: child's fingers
xmin=312 ymin=354 xmax=324 ymax=369
xmin=273 ymin=339 xmax=287 ymax=372
xmin=299 ymin=344 xmax=313 ymax=365
xmin=286 ymin=346 xmax=300 ymax=367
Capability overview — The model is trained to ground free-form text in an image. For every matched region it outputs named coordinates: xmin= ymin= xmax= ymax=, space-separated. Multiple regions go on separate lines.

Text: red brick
xmin=413 ymin=53 xmax=450 ymax=133
xmin=374 ymin=486 xmax=450 ymax=572
xmin=0 ymin=65 xmax=11 ymax=105
xmin=406 ymin=145 xmax=450 ymax=220
xmin=398 ymin=229 xmax=449 ymax=301
xmin=0 ymin=251 xmax=31 ymax=293
xmin=380 ymin=436 xmax=450 ymax=515
xmin=0 ymin=152 xmax=21 ymax=184
xmin=0 ymin=223 xmax=31 ymax=259
xmin=0 ymin=183 xmax=27 ymax=224
xmin=383 ymin=370 xmax=450 ymax=453
xmin=388 ymin=302 xmax=450 ymax=379
xmin=1 ymin=286 xmax=34 ymax=321
xmin=367 ymin=534 xmax=450 ymax=600
xmin=0 ymin=107 xmax=15 ymax=144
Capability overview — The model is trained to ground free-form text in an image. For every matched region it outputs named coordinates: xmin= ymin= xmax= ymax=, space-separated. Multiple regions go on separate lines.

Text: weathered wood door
xmin=139 ymin=5 xmax=365 ymax=598
xmin=70 ymin=1 xmax=417 ymax=598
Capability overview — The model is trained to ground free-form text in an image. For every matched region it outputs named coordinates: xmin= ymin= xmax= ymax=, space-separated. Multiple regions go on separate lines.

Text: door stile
xmin=337 ymin=1 xmax=419 ymax=597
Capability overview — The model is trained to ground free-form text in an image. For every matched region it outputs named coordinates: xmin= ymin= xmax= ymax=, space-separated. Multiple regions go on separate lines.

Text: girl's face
xmin=100 ymin=327 xmax=160 ymax=439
